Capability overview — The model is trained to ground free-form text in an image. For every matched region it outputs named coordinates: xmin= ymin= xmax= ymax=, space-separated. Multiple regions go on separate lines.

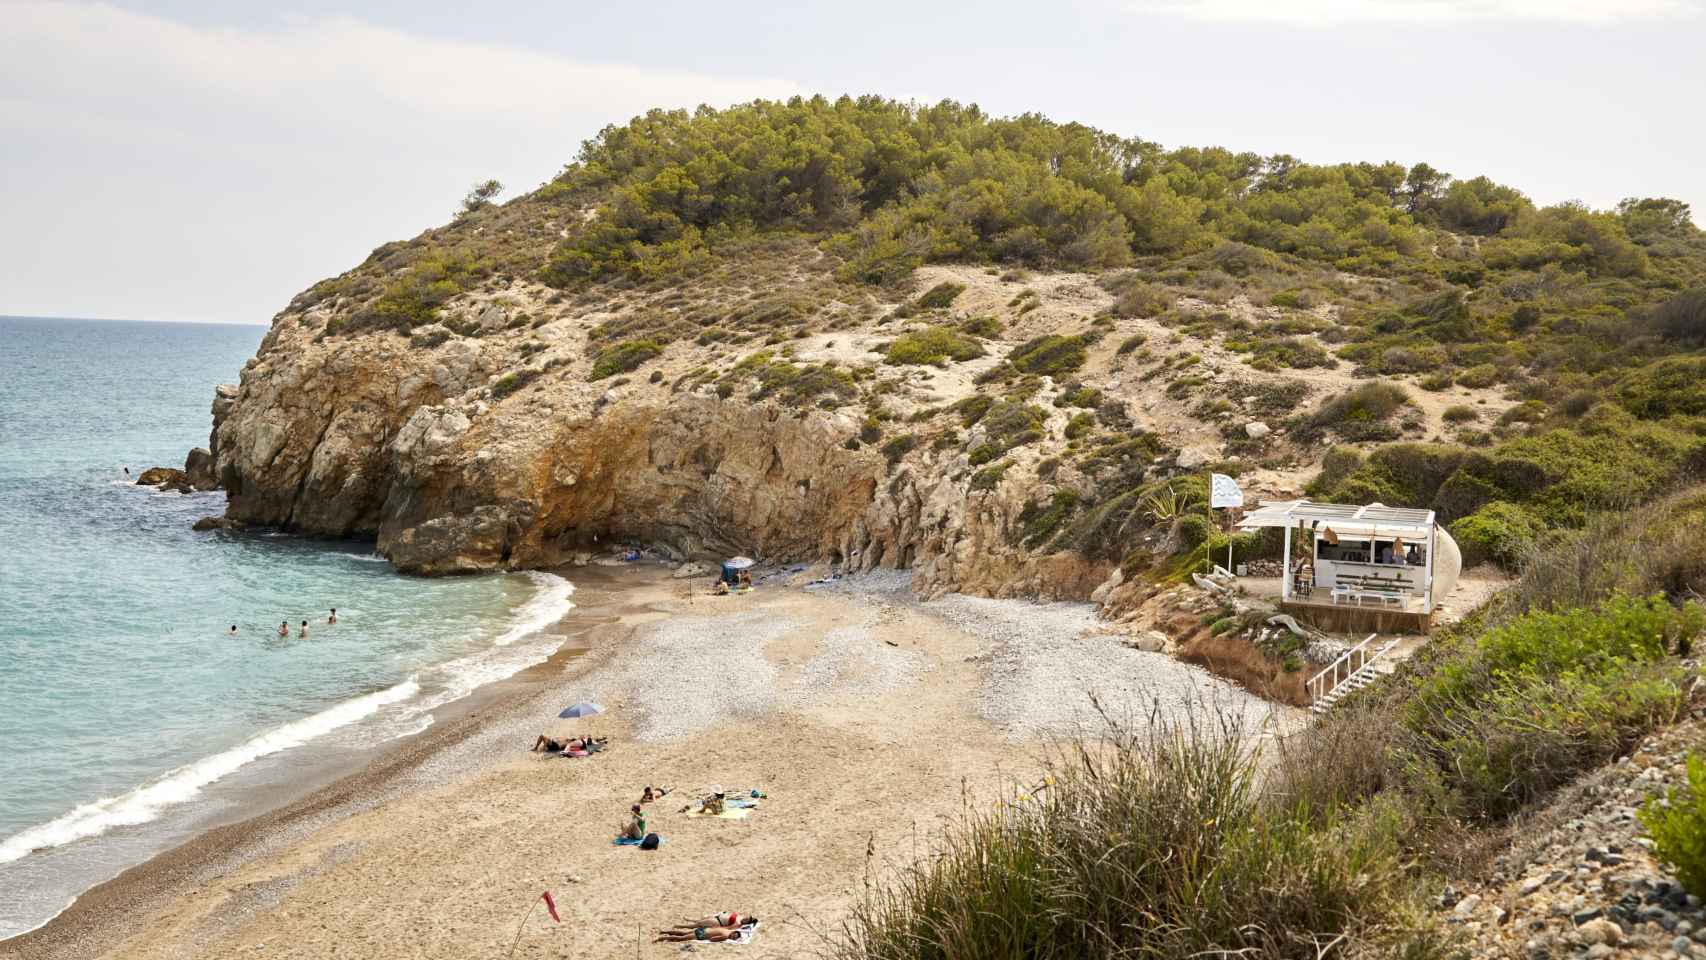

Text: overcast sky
xmin=3 ymin=0 xmax=1701 ymax=325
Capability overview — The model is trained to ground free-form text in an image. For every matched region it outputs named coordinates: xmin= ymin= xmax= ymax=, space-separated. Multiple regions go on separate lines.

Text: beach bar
xmin=1237 ymin=500 xmax=1461 ymax=632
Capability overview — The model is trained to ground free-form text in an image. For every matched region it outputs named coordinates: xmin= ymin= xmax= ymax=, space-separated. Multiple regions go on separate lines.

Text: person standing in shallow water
xmin=328 ymin=608 xmax=337 ymax=625
xmin=278 ymin=621 xmax=289 ymax=638
xmin=299 ymin=620 xmax=309 ymax=639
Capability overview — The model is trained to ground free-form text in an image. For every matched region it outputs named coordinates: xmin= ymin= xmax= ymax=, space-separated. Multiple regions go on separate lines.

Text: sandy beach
xmin=2 ymin=563 xmax=1293 ymax=960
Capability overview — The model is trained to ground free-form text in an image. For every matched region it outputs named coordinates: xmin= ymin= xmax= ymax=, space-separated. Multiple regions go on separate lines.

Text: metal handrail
xmin=1306 ymin=632 xmax=1378 ymax=704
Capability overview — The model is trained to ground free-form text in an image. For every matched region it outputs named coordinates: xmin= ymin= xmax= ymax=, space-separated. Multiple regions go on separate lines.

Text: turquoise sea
xmin=0 ymin=316 xmax=573 ymax=939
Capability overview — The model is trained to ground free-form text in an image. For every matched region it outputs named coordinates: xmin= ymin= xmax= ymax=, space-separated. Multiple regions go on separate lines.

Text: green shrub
xmin=958 ymin=315 xmax=1003 ymax=338
xmin=1450 ymin=501 xmax=1545 ymax=568
xmin=884 ymin=326 xmax=986 ymax=366
xmin=1441 ymin=405 xmax=1478 ymax=424
xmin=1402 ymin=595 xmax=1700 ymax=820
xmin=969 ymin=463 xmax=1007 ymax=491
xmin=1007 ymin=335 xmax=1088 ymax=377
xmin=915 ymin=281 xmax=966 ymax=310
xmin=1456 ymin=364 xmax=1500 ymax=389
xmin=1018 ymin=490 xmax=1082 ymax=547
xmin=1419 ymin=372 xmax=1454 ymax=391
xmin=880 ymin=433 xmax=917 ymax=464
xmin=1116 ymin=333 xmax=1146 ymax=355
xmin=1649 ymin=287 xmax=1706 ymax=344
xmin=589 ymin=339 xmax=664 ymax=380
xmin=1642 ymin=753 xmax=1706 ymax=898
xmin=491 ymin=367 xmax=542 ymax=399
xmin=953 ymin=395 xmax=993 ymax=426
xmin=1296 ymin=383 xmax=1411 ymax=441
xmin=1064 ymin=411 xmax=1097 ymax=439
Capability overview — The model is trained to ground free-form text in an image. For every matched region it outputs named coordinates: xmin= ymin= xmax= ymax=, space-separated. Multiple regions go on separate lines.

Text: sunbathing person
xmin=667 ymin=912 xmax=749 ymax=930
xmin=696 ymin=792 xmax=726 ymax=815
xmin=531 ymin=734 xmax=568 ymax=753
xmin=654 ymin=920 xmax=755 ymax=943
xmin=640 ymin=785 xmax=670 ymax=803
xmin=617 ymin=804 xmax=646 ymax=841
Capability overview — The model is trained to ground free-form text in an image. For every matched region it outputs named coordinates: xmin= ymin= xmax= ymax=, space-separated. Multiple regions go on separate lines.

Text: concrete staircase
xmin=1307 ymin=633 xmax=1400 ymax=715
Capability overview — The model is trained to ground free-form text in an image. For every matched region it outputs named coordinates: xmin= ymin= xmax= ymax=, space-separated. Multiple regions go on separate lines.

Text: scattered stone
xmin=1578 ymin=917 xmax=1622 ymax=945
xmin=1243 ymin=420 xmax=1270 ymax=439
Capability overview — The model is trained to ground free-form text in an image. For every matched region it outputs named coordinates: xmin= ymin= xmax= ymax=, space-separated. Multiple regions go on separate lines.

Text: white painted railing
xmin=1306 ymin=633 xmax=1379 ymax=704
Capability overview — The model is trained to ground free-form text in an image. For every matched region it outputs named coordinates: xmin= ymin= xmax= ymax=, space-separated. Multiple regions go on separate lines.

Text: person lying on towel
xmin=655 ymin=919 xmax=757 ymax=943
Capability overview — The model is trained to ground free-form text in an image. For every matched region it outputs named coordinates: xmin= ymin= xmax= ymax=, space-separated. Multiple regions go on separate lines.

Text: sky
xmin=2 ymin=1 xmax=1701 ymax=325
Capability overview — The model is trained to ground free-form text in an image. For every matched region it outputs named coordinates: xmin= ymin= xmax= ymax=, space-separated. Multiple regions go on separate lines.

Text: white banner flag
xmin=1210 ymin=473 xmax=1243 ymax=509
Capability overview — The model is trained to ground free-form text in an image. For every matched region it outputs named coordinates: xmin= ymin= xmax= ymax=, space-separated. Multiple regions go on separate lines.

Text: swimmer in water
xmin=228 ymin=625 xmax=237 ymax=637
xmin=122 ymin=466 xmax=130 ymax=479
xmin=299 ymin=620 xmax=309 ymax=639
xmin=278 ymin=621 xmax=290 ymax=638
xmin=328 ymin=608 xmax=337 ymax=625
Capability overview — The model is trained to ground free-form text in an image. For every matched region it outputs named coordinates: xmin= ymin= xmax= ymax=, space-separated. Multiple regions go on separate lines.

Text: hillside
xmin=202 ymin=96 xmax=1706 ymax=596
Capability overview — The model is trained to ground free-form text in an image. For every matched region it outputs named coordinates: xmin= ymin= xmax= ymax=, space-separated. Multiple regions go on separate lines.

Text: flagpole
xmin=507 ymin=898 xmax=543 ymax=960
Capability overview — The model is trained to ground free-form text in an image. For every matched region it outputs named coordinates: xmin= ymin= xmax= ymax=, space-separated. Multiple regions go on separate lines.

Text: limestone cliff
xmin=202 ymin=239 xmax=1411 ymax=601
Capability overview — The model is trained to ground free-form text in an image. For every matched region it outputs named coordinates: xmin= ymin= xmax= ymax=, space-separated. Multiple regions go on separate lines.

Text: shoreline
xmin=0 ymin=563 xmax=651 ymax=959
xmin=4 ymin=564 xmax=1294 ymax=960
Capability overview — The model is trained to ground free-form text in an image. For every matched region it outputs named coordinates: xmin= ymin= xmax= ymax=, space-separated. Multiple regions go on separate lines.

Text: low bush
xmin=1642 ymin=753 xmax=1706 ymax=898
xmin=880 ymin=433 xmax=916 ymax=464
xmin=1295 ymin=383 xmax=1411 ymax=442
xmin=589 ymin=339 xmax=664 ymax=380
xmin=1017 ymin=490 xmax=1081 ymax=546
xmin=958 ymin=315 xmax=1003 ymax=338
xmin=1451 ymin=501 xmax=1546 ymax=568
xmin=1007 ymin=334 xmax=1089 ymax=377
xmin=1441 ymin=404 xmax=1478 ymax=424
xmin=1116 ymin=332 xmax=1146 ymax=355
xmin=490 ymin=367 xmax=542 ymax=399
xmin=1400 ymin=595 xmax=1700 ymax=820
xmin=914 ymin=281 xmax=965 ymax=310
xmin=884 ymin=326 xmax=986 ymax=366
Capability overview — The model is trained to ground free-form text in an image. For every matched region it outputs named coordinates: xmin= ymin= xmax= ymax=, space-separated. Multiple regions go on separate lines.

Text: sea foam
xmin=0 ymin=679 xmax=418 ymax=865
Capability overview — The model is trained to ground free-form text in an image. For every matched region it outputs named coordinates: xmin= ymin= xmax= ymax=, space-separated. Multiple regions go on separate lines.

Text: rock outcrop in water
xmin=135 ymin=466 xmax=194 ymax=494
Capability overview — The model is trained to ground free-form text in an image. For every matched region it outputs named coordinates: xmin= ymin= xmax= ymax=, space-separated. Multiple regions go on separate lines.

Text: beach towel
xmin=721 ymin=922 xmax=761 ymax=945
xmin=684 ymin=805 xmax=752 ymax=820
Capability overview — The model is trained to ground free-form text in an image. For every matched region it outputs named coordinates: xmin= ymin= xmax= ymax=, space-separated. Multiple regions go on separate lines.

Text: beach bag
xmin=639 ymin=832 xmax=660 ymax=850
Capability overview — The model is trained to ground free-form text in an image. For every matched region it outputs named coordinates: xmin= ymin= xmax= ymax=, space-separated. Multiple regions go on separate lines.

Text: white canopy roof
xmin=1236 ymin=499 xmax=1435 ymax=538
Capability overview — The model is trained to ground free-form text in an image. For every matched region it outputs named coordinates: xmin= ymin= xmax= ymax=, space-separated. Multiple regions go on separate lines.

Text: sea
xmin=0 ymin=316 xmax=575 ymax=939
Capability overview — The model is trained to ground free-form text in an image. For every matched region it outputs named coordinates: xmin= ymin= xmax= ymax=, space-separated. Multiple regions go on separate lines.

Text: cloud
xmin=1130 ymin=0 xmax=1702 ymax=24
xmin=0 ymin=2 xmax=806 ymax=323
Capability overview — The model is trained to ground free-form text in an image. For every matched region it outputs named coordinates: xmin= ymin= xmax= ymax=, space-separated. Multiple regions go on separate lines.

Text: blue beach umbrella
xmin=559 ymin=701 xmax=604 ymax=718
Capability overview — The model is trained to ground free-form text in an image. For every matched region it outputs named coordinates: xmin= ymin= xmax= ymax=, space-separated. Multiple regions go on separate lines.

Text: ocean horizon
xmin=0 ymin=316 xmax=574 ymax=939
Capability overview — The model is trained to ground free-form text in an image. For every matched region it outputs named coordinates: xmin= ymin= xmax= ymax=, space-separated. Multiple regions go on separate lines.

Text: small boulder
xmin=1577 ymin=918 xmax=1621 ymax=946
xmin=191 ymin=516 xmax=241 ymax=532
xmin=671 ymin=560 xmax=713 ymax=580
xmin=1127 ymin=630 xmax=1168 ymax=653
xmin=1244 ymin=421 xmax=1271 ymax=440
xmin=1176 ymin=446 xmax=1214 ymax=469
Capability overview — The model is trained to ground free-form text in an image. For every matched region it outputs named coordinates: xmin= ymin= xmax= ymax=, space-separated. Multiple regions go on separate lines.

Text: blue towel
xmin=612 ymin=835 xmax=663 ymax=846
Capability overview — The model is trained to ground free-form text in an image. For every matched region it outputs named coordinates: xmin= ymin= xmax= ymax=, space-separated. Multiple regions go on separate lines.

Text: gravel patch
xmin=565 ymin=612 xmax=796 ymax=742
xmin=823 ymin=573 xmax=1282 ymax=741
xmin=787 ymin=623 xmax=924 ymax=705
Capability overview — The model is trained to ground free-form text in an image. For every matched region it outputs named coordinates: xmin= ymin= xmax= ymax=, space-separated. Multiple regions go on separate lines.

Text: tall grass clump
xmin=834 ymin=711 xmax=1433 ymax=960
